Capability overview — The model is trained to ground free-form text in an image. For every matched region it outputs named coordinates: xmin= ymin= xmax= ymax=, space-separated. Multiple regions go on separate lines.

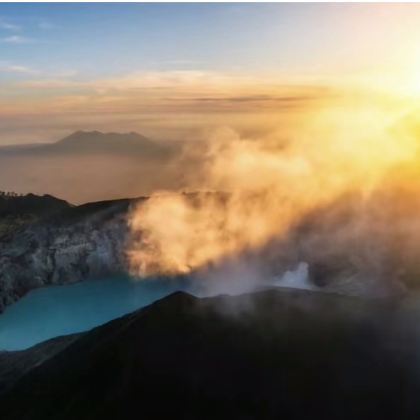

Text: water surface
xmin=0 ymin=275 xmax=193 ymax=351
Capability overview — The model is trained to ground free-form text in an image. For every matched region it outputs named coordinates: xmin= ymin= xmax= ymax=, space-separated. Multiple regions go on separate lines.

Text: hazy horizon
xmin=2 ymin=3 xmax=420 ymax=143
xmin=1 ymin=3 xmax=420 ymax=205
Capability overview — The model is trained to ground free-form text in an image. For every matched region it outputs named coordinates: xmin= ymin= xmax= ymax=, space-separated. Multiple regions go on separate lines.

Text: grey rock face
xmin=0 ymin=199 xmax=131 ymax=312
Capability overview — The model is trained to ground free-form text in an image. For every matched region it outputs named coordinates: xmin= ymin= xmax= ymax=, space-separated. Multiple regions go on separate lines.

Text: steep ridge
xmin=1 ymin=288 xmax=419 ymax=420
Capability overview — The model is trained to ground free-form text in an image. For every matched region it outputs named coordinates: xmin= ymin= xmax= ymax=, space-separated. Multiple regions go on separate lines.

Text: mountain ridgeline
xmin=30 ymin=131 xmax=172 ymax=157
xmin=1 ymin=288 xmax=420 ymax=420
xmin=0 ymin=131 xmax=182 ymax=203
xmin=0 ymin=130 xmax=173 ymax=156
xmin=0 ymin=192 xmax=70 ymax=237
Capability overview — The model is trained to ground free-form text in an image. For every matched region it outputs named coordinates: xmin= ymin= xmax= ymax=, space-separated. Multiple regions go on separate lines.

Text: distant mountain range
xmin=0 ymin=130 xmax=183 ymax=203
xmin=0 ymin=130 xmax=175 ymax=157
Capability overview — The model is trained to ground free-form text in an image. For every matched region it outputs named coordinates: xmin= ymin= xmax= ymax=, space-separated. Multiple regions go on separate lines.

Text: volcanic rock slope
xmin=1 ymin=288 xmax=420 ymax=420
xmin=0 ymin=195 xmax=134 ymax=312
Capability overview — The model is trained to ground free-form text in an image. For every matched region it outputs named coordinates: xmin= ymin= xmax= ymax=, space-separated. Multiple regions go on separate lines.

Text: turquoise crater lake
xmin=0 ymin=276 xmax=195 ymax=351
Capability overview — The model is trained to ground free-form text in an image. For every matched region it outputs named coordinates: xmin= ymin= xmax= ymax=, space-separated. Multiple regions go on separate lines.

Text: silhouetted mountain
xmin=1 ymin=288 xmax=419 ymax=420
xmin=0 ymin=131 xmax=181 ymax=203
xmin=0 ymin=131 xmax=172 ymax=157
xmin=48 ymin=130 xmax=169 ymax=156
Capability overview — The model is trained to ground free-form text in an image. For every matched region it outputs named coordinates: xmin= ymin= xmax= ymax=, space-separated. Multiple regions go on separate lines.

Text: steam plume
xmin=127 ymin=98 xmax=420 ymax=292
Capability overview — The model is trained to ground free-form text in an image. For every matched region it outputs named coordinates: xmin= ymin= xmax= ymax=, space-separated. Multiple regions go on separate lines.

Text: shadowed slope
xmin=1 ymin=288 xmax=419 ymax=420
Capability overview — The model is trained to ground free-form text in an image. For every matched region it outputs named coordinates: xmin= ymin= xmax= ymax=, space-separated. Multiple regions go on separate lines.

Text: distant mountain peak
xmin=59 ymin=130 xmax=150 ymax=143
xmin=48 ymin=130 xmax=167 ymax=155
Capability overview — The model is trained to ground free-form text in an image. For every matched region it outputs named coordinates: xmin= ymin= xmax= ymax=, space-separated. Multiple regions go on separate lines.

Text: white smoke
xmin=271 ymin=262 xmax=316 ymax=291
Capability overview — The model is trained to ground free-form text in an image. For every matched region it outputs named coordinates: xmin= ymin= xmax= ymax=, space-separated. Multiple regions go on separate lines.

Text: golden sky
xmin=0 ymin=4 xmax=420 ymax=144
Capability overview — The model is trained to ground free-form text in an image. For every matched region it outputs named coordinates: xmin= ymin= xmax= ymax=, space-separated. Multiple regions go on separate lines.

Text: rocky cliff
xmin=0 ymin=197 xmax=134 ymax=312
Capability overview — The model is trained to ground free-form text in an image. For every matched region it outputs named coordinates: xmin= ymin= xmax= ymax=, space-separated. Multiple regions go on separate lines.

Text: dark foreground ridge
xmin=1 ymin=287 xmax=420 ymax=420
